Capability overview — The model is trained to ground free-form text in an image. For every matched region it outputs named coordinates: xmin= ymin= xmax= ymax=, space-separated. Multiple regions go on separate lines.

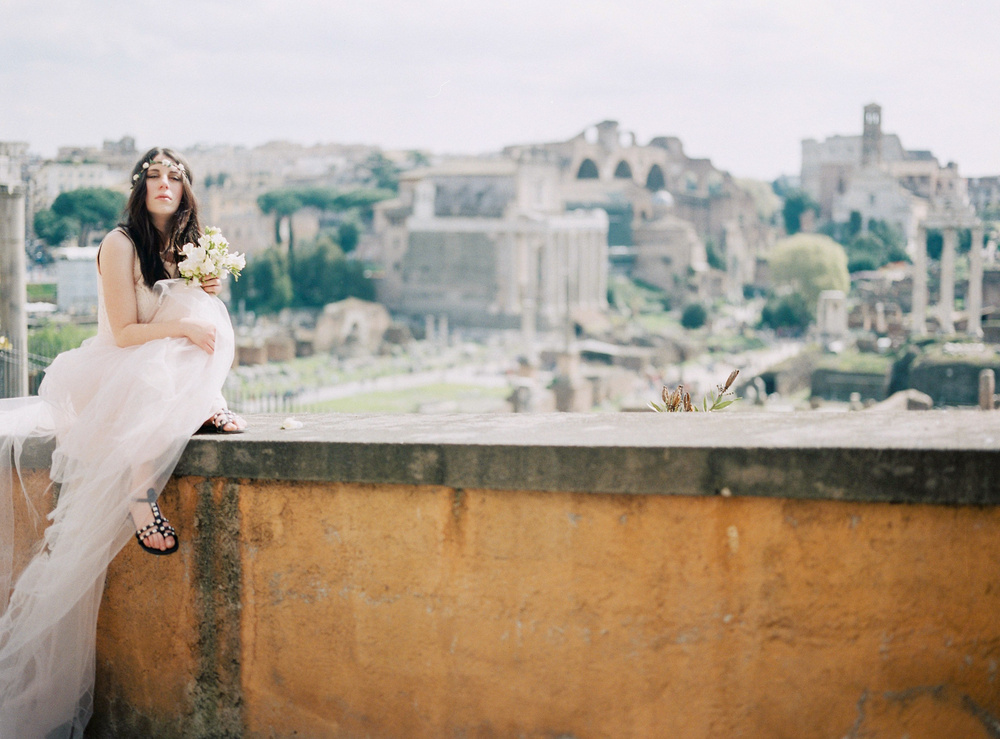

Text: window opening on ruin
xmin=613 ymin=161 xmax=633 ymax=179
xmin=645 ymin=165 xmax=665 ymax=192
xmin=577 ymin=159 xmax=599 ymax=179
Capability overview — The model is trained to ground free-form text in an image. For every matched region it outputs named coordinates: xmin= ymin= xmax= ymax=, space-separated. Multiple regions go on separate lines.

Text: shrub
xmin=680 ymin=303 xmax=708 ymax=330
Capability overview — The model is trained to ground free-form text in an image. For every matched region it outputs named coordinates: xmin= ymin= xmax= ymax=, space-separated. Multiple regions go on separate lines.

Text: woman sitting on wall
xmin=0 ymin=147 xmax=246 ymax=737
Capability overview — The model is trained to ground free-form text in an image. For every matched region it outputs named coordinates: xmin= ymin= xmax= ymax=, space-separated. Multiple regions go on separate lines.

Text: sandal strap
xmin=136 ymin=501 xmax=176 ymax=542
xmin=212 ymin=410 xmax=237 ymax=429
xmin=137 ymin=522 xmax=176 ymax=542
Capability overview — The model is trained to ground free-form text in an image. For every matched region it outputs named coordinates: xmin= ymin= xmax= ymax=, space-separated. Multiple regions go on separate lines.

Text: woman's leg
xmin=128 ymin=462 xmax=175 ymax=552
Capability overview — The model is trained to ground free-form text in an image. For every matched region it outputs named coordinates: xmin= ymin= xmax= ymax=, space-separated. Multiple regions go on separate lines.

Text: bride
xmin=0 ymin=148 xmax=246 ymax=737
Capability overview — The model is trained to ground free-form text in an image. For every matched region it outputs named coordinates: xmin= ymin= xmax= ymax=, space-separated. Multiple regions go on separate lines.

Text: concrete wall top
xmin=20 ymin=410 xmax=1000 ymax=505
xmin=166 ymin=411 xmax=1000 ymax=506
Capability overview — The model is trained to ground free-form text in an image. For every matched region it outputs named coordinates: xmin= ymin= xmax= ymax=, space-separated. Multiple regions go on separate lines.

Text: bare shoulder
xmin=97 ymin=229 xmax=136 ymax=272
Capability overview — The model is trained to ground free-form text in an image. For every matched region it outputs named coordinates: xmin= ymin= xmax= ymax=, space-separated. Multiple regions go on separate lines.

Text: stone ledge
xmin=17 ymin=411 xmax=1000 ymax=505
xmin=169 ymin=411 xmax=1000 ymax=505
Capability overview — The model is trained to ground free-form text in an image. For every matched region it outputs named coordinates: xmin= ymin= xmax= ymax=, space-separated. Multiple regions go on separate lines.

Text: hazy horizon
xmin=3 ymin=0 xmax=999 ymax=181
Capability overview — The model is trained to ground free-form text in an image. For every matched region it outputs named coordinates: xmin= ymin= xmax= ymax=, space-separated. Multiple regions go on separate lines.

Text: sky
xmin=2 ymin=0 xmax=998 ymax=181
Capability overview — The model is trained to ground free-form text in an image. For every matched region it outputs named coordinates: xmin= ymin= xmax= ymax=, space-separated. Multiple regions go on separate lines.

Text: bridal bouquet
xmin=178 ymin=227 xmax=246 ymax=285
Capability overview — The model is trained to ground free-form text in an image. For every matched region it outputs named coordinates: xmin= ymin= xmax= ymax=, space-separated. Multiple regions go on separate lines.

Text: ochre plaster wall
xmin=94 ymin=477 xmax=1000 ymax=738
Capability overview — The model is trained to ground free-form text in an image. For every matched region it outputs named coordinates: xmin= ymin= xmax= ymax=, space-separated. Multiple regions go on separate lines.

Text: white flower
xmin=178 ymin=227 xmax=243 ymax=284
xmin=222 ymin=252 xmax=246 ymax=272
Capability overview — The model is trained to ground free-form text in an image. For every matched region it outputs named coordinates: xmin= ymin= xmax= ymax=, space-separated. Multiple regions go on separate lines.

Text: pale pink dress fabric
xmin=0 ymin=241 xmax=235 ymax=738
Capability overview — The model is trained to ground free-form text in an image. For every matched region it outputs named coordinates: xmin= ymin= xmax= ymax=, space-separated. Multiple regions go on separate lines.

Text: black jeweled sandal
xmin=196 ymin=409 xmax=246 ymax=434
xmin=135 ymin=499 xmax=179 ymax=556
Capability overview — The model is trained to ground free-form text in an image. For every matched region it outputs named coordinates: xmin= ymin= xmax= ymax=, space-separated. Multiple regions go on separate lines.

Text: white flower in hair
xmin=131 ymin=158 xmax=187 ymax=189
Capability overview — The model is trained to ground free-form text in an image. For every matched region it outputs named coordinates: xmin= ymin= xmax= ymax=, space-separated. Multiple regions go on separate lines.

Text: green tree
xmin=358 ymin=152 xmax=400 ymax=192
xmin=338 ymin=221 xmax=360 ymax=253
xmin=290 ymin=236 xmax=343 ymax=308
xmin=232 ymin=237 xmax=375 ymax=314
xmin=845 ymin=234 xmax=882 ymax=273
xmin=257 ymin=186 xmax=393 ymax=257
xmin=229 ymin=248 xmax=293 ymax=314
xmin=705 ymin=239 xmax=725 ymax=271
xmin=204 ymin=172 xmax=229 ymax=189
xmin=847 ymin=210 xmax=863 ymax=239
xmin=296 ymin=186 xmax=392 ymax=230
xmin=768 ymin=233 xmax=849 ymax=313
xmin=408 ymin=150 xmax=431 ymax=168
xmin=680 ymin=303 xmax=708 ymax=330
xmin=781 ymin=190 xmax=820 ymax=236
xmin=290 ymin=235 xmax=375 ymax=308
xmin=760 ymin=293 xmax=811 ymax=333
xmin=35 ymin=188 xmax=125 ymax=247
xmin=333 ymin=188 xmax=395 ymax=226
xmin=925 ymin=229 xmax=943 ymax=261
xmin=33 ymin=209 xmax=75 ymax=248
xmin=867 ymin=219 xmax=904 ymax=252
xmin=924 ymin=227 xmax=977 ymax=260
xmin=822 ymin=215 xmax=908 ymax=272
xmin=257 ymin=190 xmax=304 ymax=256
xmin=844 ymin=225 xmax=909 ymax=273
xmin=294 ymin=187 xmax=339 ymax=212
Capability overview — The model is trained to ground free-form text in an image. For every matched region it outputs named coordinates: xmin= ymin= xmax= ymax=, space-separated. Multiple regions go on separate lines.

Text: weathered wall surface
xmin=75 ymin=411 xmax=1000 ymax=737
xmin=91 ymin=477 xmax=242 ymax=737
xmin=92 ymin=483 xmax=1000 ymax=737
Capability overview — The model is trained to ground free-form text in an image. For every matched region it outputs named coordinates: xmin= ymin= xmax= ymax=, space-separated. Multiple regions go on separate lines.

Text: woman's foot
xmin=198 ymin=409 xmax=246 ymax=434
xmin=131 ymin=494 xmax=179 ymax=555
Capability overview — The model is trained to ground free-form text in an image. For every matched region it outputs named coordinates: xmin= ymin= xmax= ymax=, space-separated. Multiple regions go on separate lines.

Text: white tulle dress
xmin=0 ymin=243 xmax=235 ymax=738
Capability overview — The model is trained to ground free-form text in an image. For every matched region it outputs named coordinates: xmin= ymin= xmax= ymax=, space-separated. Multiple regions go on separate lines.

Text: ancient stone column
xmin=911 ymin=227 xmax=927 ymax=334
xmin=596 ymin=229 xmax=608 ymax=311
xmin=437 ymin=314 xmax=448 ymax=344
xmin=0 ymin=184 xmax=27 ymax=397
xmin=968 ymin=226 xmax=984 ymax=336
xmin=540 ymin=229 xmax=556 ymax=328
xmin=939 ymin=227 xmax=957 ymax=334
xmin=979 ymin=369 xmax=995 ymax=410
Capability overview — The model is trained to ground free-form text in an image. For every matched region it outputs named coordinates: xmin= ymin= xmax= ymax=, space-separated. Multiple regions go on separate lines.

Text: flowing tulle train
xmin=0 ymin=280 xmax=235 ymax=738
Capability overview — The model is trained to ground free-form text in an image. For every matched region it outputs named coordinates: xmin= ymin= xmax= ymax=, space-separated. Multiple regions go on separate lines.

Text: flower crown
xmin=131 ymin=158 xmax=188 ymax=188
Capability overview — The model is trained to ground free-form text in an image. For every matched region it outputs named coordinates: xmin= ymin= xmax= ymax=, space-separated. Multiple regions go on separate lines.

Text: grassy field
xmin=814 ymin=350 xmax=894 ymax=374
xmin=26 ymin=283 xmax=57 ymax=303
xmin=306 ymin=382 xmax=512 ymax=413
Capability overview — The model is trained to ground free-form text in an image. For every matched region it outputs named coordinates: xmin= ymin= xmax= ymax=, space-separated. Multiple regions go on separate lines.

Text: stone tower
xmin=861 ymin=103 xmax=882 ymax=168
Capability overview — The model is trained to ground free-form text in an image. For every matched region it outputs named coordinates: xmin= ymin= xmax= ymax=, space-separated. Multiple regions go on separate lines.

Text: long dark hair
xmin=119 ymin=147 xmax=202 ymax=288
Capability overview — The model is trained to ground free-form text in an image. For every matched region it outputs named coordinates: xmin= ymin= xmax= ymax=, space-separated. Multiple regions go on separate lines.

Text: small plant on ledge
xmin=649 ymin=369 xmax=740 ymax=412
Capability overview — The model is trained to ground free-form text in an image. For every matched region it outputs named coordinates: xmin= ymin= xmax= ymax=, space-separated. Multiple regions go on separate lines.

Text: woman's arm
xmin=98 ymin=230 xmax=218 ymax=354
